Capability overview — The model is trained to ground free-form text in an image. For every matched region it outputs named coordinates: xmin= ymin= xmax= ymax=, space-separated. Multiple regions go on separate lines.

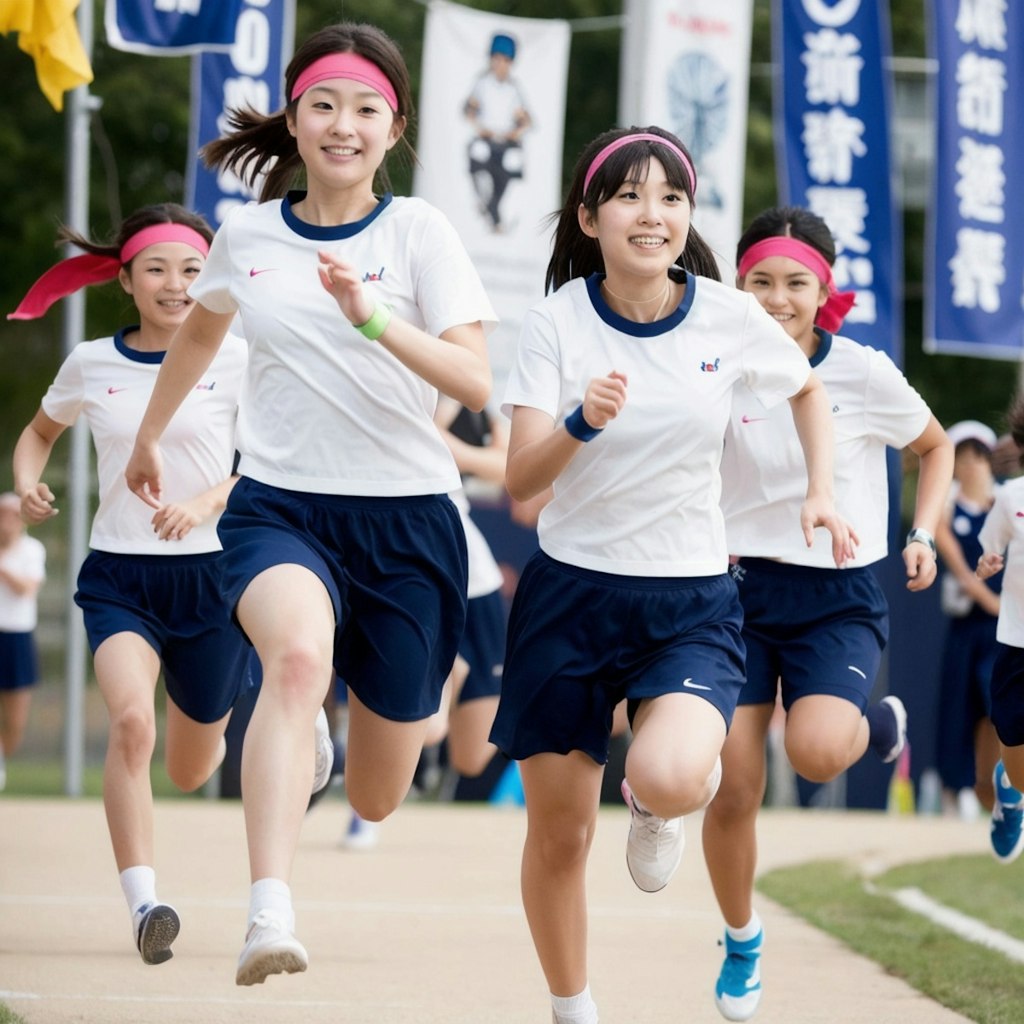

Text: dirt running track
xmin=0 ymin=798 xmax=983 ymax=1023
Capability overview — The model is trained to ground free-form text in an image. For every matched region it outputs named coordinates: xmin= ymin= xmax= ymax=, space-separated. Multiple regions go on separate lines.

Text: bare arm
xmin=434 ymin=397 xmax=509 ymax=488
xmin=150 ymin=475 xmax=240 ymax=542
xmin=317 ymin=251 xmax=491 ymax=412
xmin=505 ymin=372 xmax=627 ymax=502
xmin=0 ymin=563 xmax=42 ymax=598
xmin=13 ymin=409 xmax=68 ymax=524
xmin=787 ymin=371 xmax=856 ymax=566
xmin=124 ymin=303 xmax=234 ymax=508
xmin=935 ymin=509 xmax=1000 ymax=614
xmin=903 ymin=415 xmax=955 ymax=592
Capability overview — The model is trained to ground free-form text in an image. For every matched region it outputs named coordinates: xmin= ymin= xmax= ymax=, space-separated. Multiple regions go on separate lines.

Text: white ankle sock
xmin=726 ymin=910 xmax=763 ymax=943
xmin=249 ymin=877 xmax=294 ymax=932
xmin=551 ymin=984 xmax=599 ymax=1023
xmin=119 ymin=865 xmax=157 ymax=916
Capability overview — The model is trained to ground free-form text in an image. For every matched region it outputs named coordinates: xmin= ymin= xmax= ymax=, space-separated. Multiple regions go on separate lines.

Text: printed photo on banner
xmin=416 ymin=0 xmax=570 ymax=409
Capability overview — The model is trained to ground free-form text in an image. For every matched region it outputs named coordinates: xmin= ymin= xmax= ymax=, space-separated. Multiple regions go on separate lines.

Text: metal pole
xmin=61 ymin=0 xmax=98 ymax=797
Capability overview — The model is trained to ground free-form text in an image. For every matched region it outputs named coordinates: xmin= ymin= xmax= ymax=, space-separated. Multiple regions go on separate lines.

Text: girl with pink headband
xmin=704 ymin=206 xmax=953 ymax=1021
xmin=125 ymin=22 xmax=495 ymax=987
xmin=490 ymin=129 xmax=850 ymax=1024
xmin=10 ymin=202 xmax=266 ymax=968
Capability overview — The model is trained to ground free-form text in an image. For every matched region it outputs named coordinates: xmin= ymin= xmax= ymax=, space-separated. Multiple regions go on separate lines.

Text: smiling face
xmin=287 ymin=76 xmax=404 ymax=199
xmin=118 ymin=241 xmax=205 ymax=334
xmin=738 ymin=254 xmax=829 ymax=353
xmin=578 ymin=156 xmax=691 ymax=291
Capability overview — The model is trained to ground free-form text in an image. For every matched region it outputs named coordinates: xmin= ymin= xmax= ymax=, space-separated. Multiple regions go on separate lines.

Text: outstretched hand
xmin=125 ymin=440 xmax=164 ymax=511
xmin=799 ymin=496 xmax=858 ymax=567
xmin=977 ymin=551 xmax=1004 ymax=581
xmin=317 ymin=250 xmax=374 ymax=328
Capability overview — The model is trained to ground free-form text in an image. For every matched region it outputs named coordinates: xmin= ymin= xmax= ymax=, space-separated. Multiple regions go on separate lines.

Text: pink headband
xmin=291 ymin=53 xmax=399 ymax=111
xmin=8 ymin=224 xmax=210 ymax=321
xmin=737 ymin=236 xmax=856 ymax=334
xmin=583 ymin=133 xmax=697 ymax=198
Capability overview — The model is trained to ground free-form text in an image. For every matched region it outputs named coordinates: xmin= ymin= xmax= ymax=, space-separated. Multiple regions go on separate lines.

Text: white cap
xmin=947 ymin=420 xmax=997 ymax=450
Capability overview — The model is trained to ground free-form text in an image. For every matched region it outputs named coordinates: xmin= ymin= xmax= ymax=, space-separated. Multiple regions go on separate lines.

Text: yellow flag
xmin=5 ymin=0 xmax=93 ymax=111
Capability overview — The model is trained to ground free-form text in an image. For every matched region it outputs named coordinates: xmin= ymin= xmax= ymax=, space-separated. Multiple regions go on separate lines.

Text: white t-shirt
xmin=467 ymin=74 xmax=529 ymax=136
xmin=41 ymin=330 xmax=247 ymax=555
xmin=189 ymin=193 xmax=498 ymax=496
xmin=0 ymin=534 xmax=46 ymax=632
xmin=451 ymin=488 xmax=503 ymax=598
xmin=502 ymin=273 xmax=810 ymax=577
xmin=721 ymin=332 xmax=931 ymax=568
xmin=979 ymin=476 xmax=1024 ymax=648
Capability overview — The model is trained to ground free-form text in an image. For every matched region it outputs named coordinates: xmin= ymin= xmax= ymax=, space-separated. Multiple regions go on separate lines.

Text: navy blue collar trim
xmin=586 ymin=271 xmax=695 ymax=337
xmin=114 ymin=327 xmax=164 ymax=364
xmin=281 ymin=191 xmax=392 ymax=240
xmin=809 ymin=329 xmax=833 ymax=368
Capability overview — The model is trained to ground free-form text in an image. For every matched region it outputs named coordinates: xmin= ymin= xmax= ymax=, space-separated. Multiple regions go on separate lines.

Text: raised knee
xmin=787 ymin=742 xmax=847 ymax=783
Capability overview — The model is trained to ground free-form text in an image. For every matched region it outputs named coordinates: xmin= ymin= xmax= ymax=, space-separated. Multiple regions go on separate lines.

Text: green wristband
xmin=354 ymin=303 xmax=392 ymax=341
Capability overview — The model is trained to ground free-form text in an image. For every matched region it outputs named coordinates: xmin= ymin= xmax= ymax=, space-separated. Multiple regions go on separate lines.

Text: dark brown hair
xmin=57 ymin=203 xmax=213 ymax=267
xmin=545 ymin=125 xmax=719 ymax=294
xmin=201 ymin=22 xmax=415 ymax=201
xmin=736 ymin=206 xmax=837 ymax=268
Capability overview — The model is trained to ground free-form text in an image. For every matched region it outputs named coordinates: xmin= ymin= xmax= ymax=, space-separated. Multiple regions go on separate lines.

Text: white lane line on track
xmin=865 ymin=880 xmax=1024 ymax=963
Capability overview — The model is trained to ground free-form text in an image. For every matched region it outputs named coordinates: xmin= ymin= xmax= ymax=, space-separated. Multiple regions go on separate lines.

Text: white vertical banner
xmin=619 ymin=0 xmax=754 ymax=266
xmin=415 ymin=0 xmax=570 ymax=405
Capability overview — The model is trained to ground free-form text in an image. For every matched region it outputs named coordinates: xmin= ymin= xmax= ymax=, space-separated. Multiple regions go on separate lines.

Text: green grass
xmin=2 ymin=759 xmax=204 ymax=799
xmin=758 ymin=857 xmax=1024 ymax=1024
xmin=0 ymin=1005 xmax=28 ymax=1024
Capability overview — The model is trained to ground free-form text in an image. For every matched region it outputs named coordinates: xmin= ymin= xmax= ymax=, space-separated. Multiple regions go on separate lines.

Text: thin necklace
xmin=603 ymin=278 xmax=672 ymax=323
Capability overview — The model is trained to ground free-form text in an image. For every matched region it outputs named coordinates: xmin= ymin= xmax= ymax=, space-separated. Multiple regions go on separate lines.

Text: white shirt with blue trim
xmin=190 ymin=193 xmax=498 ymax=497
xmin=502 ymin=273 xmax=810 ymax=577
xmin=41 ymin=330 xmax=247 ymax=555
xmin=721 ymin=332 xmax=931 ymax=568
xmin=979 ymin=476 xmax=1024 ymax=648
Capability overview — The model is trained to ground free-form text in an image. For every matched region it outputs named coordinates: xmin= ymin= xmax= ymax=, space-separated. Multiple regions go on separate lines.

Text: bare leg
xmin=93 ymin=633 xmax=162 ymax=871
xmin=784 ymin=693 xmax=868 ymax=782
xmin=702 ymin=704 xmax=774 ymax=927
xmin=519 ymin=751 xmax=603 ymax=997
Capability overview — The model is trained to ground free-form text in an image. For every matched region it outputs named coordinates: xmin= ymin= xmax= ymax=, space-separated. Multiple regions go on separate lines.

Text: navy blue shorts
xmin=991 ymin=643 xmax=1024 ymax=747
xmin=458 ymin=589 xmax=506 ymax=704
xmin=732 ymin=558 xmax=889 ymax=712
xmin=0 ymin=631 xmax=39 ymax=690
xmin=218 ymin=477 xmax=468 ymax=722
xmin=491 ymin=552 xmax=745 ymax=765
xmin=74 ymin=551 xmax=252 ymax=723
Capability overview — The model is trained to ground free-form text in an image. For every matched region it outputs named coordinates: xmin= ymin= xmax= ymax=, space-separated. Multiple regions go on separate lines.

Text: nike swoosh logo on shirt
xmin=107 ymin=387 xmax=127 ymax=394
xmin=741 ymin=414 xmax=767 ymax=424
xmin=249 ymin=267 xmax=277 ymax=277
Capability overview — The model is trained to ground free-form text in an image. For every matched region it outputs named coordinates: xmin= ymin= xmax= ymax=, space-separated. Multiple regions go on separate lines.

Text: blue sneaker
xmin=715 ymin=928 xmax=763 ymax=1021
xmin=990 ymin=761 xmax=1024 ymax=864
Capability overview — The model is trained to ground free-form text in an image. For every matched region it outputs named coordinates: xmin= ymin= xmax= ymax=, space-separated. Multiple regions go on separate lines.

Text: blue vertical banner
xmin=105 ymin=0 xmax=244 ymax=54
xmin=925 ymin=1 xmax=1023 ymax=359
xmin=773 ymin=0 xmax=902 ymax=362
xmin=185 ymin=0 xmax=295 ymax=228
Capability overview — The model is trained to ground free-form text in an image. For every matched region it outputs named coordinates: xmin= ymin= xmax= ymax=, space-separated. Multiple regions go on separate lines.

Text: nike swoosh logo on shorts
xmin=682 ymin=678 xmax=712 ymax=691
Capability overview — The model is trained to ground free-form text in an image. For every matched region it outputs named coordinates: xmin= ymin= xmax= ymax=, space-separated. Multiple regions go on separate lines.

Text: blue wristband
xmin=564 ymin=404 xmax=602 ymax=442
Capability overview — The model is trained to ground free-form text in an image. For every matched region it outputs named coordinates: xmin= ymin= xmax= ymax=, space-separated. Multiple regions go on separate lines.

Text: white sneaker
xmin=342 ymin=811 xmax=379 ymax=851
xmin=312 ymin=707 xmax=334 ymax=796
xmin=235 ymin=910 xmax=308 ymax=986
xmin=621 ymin=779 xmax=685 ymax=892
xmin=134 ymin=902 xmax=180 ymax=966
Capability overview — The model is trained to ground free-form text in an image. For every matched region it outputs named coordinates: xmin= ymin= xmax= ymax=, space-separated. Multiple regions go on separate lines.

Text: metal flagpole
xmin=61 ymin=0 xmax=99 ymax=796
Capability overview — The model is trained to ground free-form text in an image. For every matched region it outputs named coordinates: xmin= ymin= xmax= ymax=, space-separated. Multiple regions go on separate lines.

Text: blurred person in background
xmin=0 ymin=491 xmax=46 ymax=791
